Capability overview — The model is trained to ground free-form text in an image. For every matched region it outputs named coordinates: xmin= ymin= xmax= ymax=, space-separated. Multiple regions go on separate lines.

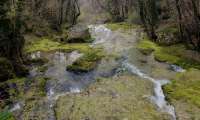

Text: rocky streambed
xmin=4 ymin=24 xmax=185 ymax=120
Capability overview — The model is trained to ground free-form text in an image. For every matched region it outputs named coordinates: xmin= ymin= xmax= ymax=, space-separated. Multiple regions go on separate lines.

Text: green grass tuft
xmin=164 ymin=69 xmax=200 ymax=108
xmin=0 ymin=111 xmax=15 ymax=120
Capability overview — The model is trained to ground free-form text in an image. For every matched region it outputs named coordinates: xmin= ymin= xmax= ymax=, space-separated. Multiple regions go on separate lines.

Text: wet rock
xmin=170 ymin=64 xmax=185 ymax=72
xmin=0 ymin=57 xmax=14 ymax=82
xmin=66 ymin=25 xmax=92 ymax=43
xmin=138 ymin=48 xmax=154 ymax=55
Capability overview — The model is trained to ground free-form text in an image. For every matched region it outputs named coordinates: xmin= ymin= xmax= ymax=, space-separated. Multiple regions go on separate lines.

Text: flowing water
xmin=89 ymin=25 xmax=177 ymax=120
xmin=10 ymin=24 xmax=181 ymax=120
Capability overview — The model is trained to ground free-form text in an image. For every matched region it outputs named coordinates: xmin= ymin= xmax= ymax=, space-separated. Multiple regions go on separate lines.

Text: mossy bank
xmin=164 ymin=69 xmax=200 ymax=119
xmin=137 ymin=36 xmax=200 ymax=69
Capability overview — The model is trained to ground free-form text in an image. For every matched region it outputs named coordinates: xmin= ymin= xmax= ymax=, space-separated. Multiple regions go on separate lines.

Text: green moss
xmin=55 ymin=75 xmax=171 ymax=120
xmin=25 ymin=38 xmax=93 ymax=54
xmin=137 ymin=37 xmax=158 ymax=55
xmin=106 ymin=22 xmax=140 ymax=31
xmin=24 ymin=77 xmax=49 ymax=99
xmin=0 ymin=78 xmax=25 ymax=110
xmin=28 ymin=57 xmax=49 ymax=65
xmin=0 ymin=76 xmax=48 ymax=106
xmin=137 ymin=37 xmax=200 ymax=69
xmin=67 ymin=49 xmax=104 ymax=72
xmin=0 ymin=111 xmax=15 ymax=120
xmin=37 ymin=65 xmax=48 ymax=73
xmin=22 ymin=99 xmax=49 ymax=120
xmin=158 ymin=25 xmax=178 ymax=34
xmin=3 ymin=78 xmax=26 ymax=100
xmin=164 ymin=69 xmax=200 ymax=108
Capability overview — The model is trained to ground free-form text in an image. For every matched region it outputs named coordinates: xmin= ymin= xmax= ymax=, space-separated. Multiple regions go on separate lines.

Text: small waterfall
xmin=122 ymin=61 xmax=176 ymax=120
xmin=88 ymin=25 xmax=112 ymax=45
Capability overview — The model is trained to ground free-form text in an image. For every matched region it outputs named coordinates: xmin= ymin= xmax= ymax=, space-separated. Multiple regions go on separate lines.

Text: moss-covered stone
xmin=163 ymin=69 xmax=200 ymax=119
xmin=67 ymin=49 xmax=104 ymax=73
xmin=0 ymin=58 xmax=14 ymax=82
xmin=66 ymin=25 xmax=93 ymax=43
xmin=25 ymin=38 xmax=93 ymax=54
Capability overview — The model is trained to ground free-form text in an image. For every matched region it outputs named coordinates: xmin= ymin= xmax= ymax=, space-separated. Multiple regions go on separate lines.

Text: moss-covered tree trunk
xmin=0 ymin=0 xmax=28 ymax=79
xmin=138 ymin=0 xmax=159 ymax=40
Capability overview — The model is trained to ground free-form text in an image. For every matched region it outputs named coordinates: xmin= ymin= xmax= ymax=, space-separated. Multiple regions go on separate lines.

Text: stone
xmin=66 ymin=25 xmax=92 ymax=43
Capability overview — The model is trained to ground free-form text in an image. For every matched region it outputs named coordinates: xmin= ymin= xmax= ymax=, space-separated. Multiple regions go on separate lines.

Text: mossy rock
xmin=25 ymin=38 xmax=93 ymax=54
xmin=67 ymin=50 xmax=103 ymax=73
xmin=66 ymin=25 xmax=93 ymax=43
xmin=0 ymin=58 xmax=14 ymax=82
xmin=138 ymin=48 xmax=155 ymax=55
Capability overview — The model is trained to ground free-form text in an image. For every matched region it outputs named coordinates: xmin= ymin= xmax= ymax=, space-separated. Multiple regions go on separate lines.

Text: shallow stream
xmin=10 ymin=24 xmax=184 ymax=120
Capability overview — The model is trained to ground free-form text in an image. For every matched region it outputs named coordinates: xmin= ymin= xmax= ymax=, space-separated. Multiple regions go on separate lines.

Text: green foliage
xmin=0 ymin=111 xmax=15 ymax=120
xmin=164 ymin=69 xmax=200 ymax=108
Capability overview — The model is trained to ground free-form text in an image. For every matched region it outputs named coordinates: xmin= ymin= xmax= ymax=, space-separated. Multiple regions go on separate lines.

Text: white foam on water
xmin=31 ymin=51 xmax=41 ymax=59
xmin=10 ymin=103 xmax=21 ymax=112
xmin=88 ymin=25 xmax=112 ymax=45
xmin=69 ymin=87 xmax=81 ymax=93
